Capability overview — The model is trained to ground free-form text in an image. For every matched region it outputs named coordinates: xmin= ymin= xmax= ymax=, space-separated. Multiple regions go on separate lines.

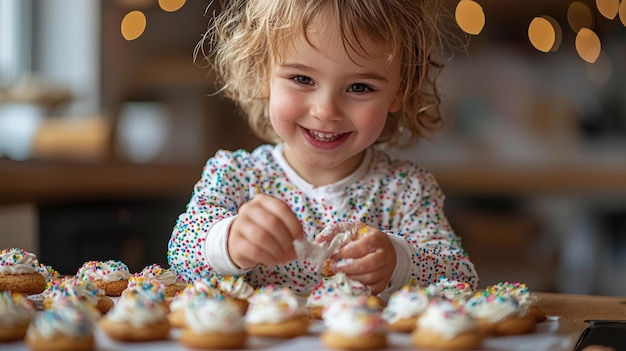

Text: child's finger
xmin=334 ymin=237 xmax=377 ymax=259
xmin=257 ymin=194 xmax=304 ymax=240
xmin=336 ymin=249 xmax=386 ymax=275
xmin=240 ymin=200 xmax=298 ymax=257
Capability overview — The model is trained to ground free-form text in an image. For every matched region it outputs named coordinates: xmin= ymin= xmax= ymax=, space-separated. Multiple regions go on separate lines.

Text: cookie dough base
xmin=26 ymin=335 xmax=95 ymax=351
xmin=99 ymin=318 xmax=170 ymax=341
xmin=164 ymin=284 xmax=183 ymax=299
xmin=308 ymin=306 xmax=324 ymax=320
xmin=168 ymin=309 xmax=186 ymax=329
xmin=92 ymin=279 xmax=129 ymax=296
xmin=246 ymin=315 xmax=310 ymax=338
xmin=96 ymin=296 xmax=115 ymax=315
xmin=412 ymin=329 xmax=483 ymax=350
xmin=232 ymin=298 xmax=249 ymax=315
xmin=529 ymin=305 xmax=547 ymax=322
xmin=180 ymin=330 xmax=247 ymax=349
xmin=490 ymin=315 xmax=537 ymax=336
xmin=0 ymin=272 xmax=46 ymax=295
xmin=387 ymin=316 xmax=418 ymax=333
xmin=321 ymin=331 xmax=387 ymax=350
xmin=0 ymin=323 xmax=29 ymax=342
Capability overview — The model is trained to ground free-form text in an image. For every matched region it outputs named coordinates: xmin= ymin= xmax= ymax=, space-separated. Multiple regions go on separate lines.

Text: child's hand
xmin=332 ymin=228 xmax=396 ymax=295
xmin=228 ymin=194 xmax=304 ymax=269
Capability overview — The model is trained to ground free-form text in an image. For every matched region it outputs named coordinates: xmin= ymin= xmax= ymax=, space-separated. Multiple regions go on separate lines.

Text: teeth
xmin=309 ymin=130 xmax=341 ymax=141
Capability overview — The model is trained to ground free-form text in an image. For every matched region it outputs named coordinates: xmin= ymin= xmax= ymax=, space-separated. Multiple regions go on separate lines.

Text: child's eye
xmin=348 ymin=83 xmax=372 ymax=93
xmin=293 ymin=75 xmax=312 ymax=85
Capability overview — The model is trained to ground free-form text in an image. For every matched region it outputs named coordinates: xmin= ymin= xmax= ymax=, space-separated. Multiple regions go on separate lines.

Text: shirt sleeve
xmin=167 ymin=150 xmax=253 ymax=283
xmin=386 ymin=168 xmax=479 ymax=291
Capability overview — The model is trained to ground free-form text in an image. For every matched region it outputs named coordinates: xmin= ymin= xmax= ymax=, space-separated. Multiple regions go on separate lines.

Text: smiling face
xmin=268 ymin=19 xmax=402 ymax=186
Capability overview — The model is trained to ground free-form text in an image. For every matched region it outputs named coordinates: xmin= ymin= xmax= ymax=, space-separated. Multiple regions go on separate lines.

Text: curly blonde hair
xmin=197 ymin=0 xmax=447 ymax=148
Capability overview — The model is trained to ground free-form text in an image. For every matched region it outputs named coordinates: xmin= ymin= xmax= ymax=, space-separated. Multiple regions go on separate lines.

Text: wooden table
xmin=537 ymin=292 xmax=626 ymax=323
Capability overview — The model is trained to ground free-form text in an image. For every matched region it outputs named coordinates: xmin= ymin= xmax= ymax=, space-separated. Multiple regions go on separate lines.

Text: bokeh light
xmin=596 ymin=0 xmax=619 ymax=20
xmin=575 ymin=28 xmax=601 ymax=63
xmin=158 ymin=0 xmax=186 ymax=12
xmin=620 ymin=0 xmax=626 ymax=27
xmin=568 ymin=2 xmax=594 ymax=32
xmin=528 ymin=17 xmax=560 ymax=53
xmin=121 ymin=11 xmax=146 ymax=41
xmin=455 ymin=0 xmax=485 ymax=35
xmin=543 ymin=16 xmax=563 ymax=52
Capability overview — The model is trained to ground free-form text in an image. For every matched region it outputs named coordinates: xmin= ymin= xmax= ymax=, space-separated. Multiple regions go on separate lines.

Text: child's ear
xmin=388 ymin=94 xmax=402 ymax=113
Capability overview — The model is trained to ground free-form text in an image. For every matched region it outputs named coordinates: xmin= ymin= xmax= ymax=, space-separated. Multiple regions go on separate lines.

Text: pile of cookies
xmin=1 ymin=247 xmax=548 ymax=350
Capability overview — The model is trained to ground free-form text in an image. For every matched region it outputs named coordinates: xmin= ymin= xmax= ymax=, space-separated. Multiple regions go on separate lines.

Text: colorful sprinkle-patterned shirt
xmin=167 ymin=144 xmax=477 ymax=296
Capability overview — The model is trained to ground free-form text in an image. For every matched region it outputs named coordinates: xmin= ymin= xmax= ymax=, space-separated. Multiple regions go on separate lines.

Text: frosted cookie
xmin=412 ymin=300 xmax=483 ymax=350
xmin=465 ymin=290 xmax=536 ymax=336
xmin=43 ymin=277 xmax=113 ymax=315
xmin=99 ymin=288 xmax=170 ymax=341
xmin=307 ymin=272 xmax=374 ymax=320
xmin=139 ymin=264 xmax=184 ymax=299
xmin=168 ymin=277 xmax=224 ymax=329
xmin=76 ymin=260 xmax=131 ymax=296
xmin=245 ymin=286 xmax=310 ymax=339
xmin=382 ymin=286 xmax=430 ymax=332
xmin=215 ymin=275 xmax=254 ymax=314
xmin=486 ymin=282 xmax=547 ymax=322
xmin=0 ymin=248 xmax=46 ymax=295
xmin=0 ymin=291 xmax=36 ymax=342
xmin=426 ymin=276 xmax=474 ymax=302
xmin=180 ymin=296 xmax=247 ymax=349
xmin=321 ymin=296 xmax=387 ymax=350
xmin=25 ymin=297 xmax=96 ymax=351
xmin=123 ymin=274 xmax=168 ymax=309
xmin=36 ymin=264 xmax=59 ymax=283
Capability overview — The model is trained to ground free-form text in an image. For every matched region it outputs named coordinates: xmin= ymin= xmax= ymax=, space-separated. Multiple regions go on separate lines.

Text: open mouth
xmin=308 ymin=129 xmax=343 ymax=142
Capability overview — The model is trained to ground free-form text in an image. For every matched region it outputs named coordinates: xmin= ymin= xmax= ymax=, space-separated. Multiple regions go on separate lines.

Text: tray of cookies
xmin=1 ymin=247 xmax=582 ymax=351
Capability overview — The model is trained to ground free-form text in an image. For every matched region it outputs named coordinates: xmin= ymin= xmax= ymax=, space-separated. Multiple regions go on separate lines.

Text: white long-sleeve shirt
xmin=167 ymin=144 xmax=478 ymax=297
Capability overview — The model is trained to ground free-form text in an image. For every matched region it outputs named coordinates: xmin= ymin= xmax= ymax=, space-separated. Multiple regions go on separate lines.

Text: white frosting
xmin=488 ymin=283 xmax=539 ymax=309
xmin=465 ymin=294 xmax=527 ymax=323
xmin=192 ymin=277 xmax=223 ymax=296
xmin=76 ymin=260 xmax=131 ymax=282
xmin=185 ymin=298 xmax=244 ymax=334
xmin=26 ymin=301 xmax=95 ymax=339
xmin=217 ymin=276 xmax=254 ymax=300
xmin=0 ymin=248 xmax=38 ymax=275
xmin=169 ymin=280 xmax=223 ymax=313
xmin=44 ymin=278 xmax=104 ymax=307
xmin=417 ymin=300 xmax=477 ymax=339
xmin=0 ymin=291 xmax=35 ymax=326
xmin=306 ymin=273 xmax=371 ymax=308
xmin=382 ymin=286 xmax=430 ymax=324
xmin=245 ymin=287 xmax=306 ymax=324
xmin=322 ymin=296 xmax=385 ymax=337
xmin=36 ymin=264 xmax=59 ymax=282
xmin=425 ymin=277 xmax=473 ymax=301
xmin=124 ymin=276 xmax=166 ymax=303
xmin=105 ymin=291 xmax=168 ymax=327
xmin=296 ymin=224 xmax=363 ymax=267
xmin=140 ymin=264 xmax=178 ymax=285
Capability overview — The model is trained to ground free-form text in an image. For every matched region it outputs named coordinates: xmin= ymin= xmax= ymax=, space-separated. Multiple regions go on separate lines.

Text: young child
xmin=168 ymin=0 xmax=478 ymax=297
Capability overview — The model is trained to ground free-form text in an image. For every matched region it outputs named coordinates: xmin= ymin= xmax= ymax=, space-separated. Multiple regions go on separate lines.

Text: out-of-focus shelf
xmin=0 ymin=159 xmax=203 ymax=206
xmin=2 ymin=157 xmax=626 ymax=206
xmin=425 ymin=161 xmax=626 ymax=197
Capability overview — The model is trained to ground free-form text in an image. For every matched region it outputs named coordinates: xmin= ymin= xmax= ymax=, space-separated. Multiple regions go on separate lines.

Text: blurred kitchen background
xmin=1 ymin=0 xmax=626 ymax=296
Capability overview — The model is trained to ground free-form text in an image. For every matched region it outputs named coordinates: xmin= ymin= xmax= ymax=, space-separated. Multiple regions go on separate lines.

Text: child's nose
xmin=310 ymin=92 xmax=342 ymax=121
